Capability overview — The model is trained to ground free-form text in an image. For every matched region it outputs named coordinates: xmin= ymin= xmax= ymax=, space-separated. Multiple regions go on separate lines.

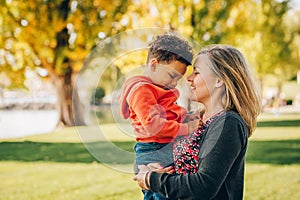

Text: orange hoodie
xmin=119 ymin=76 xmax=188 ymax=143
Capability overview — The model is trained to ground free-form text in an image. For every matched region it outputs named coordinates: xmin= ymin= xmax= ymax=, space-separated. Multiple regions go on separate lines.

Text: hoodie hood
xmin=119 ymin=76 xmax=153 ymax=119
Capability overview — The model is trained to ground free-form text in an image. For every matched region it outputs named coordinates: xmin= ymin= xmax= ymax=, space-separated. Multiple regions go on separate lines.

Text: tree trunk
xmin=50 ymin=68 xmax=85 ymax=126
xmin=52 ymin=6 xmax=85 ymax=126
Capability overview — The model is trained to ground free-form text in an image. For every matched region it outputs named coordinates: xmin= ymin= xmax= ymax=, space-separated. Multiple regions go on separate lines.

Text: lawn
xmin=1 ymin=113 xmax=300 ymax=199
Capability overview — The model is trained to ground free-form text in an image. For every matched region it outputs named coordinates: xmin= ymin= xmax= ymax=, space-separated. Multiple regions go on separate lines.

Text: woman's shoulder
xmin=218 ymin=110 xmax=247 ymax=126
xmin=200 ymin=110 xmax=249 ymax=158
xmin=210 ymin=110 xmax=248 ymax=137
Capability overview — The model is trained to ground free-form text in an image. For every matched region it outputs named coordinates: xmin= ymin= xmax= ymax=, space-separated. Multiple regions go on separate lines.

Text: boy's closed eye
xmin=168 ymin=73 xmax=177 ymax=79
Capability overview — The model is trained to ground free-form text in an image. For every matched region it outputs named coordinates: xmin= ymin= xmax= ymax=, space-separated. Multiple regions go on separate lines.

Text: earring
xmin=215 ymin=83 xmax=221 ymax=88
xmin=215 ymin=79 xmax=223 ymax=88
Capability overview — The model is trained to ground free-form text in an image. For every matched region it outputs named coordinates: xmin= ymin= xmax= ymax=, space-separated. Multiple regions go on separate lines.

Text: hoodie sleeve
xmin=128 ymin=84 xmax=189 ymax=139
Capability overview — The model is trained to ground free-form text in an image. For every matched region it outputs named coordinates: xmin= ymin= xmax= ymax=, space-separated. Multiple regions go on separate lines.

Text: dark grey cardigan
xmin=149 ymin=111 xmax=249 ymax=200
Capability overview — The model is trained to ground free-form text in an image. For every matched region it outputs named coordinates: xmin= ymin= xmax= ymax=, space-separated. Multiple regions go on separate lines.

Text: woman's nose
xmin=187 ymin=74 xmax=193 ymax=82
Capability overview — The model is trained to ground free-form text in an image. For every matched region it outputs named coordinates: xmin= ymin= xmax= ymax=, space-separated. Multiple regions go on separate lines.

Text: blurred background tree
xmin=0 ymin=0 xmax=129 ymax=125
xmin=123 ymin=0 xmax=300 ymax=80
xmin=1 ymin=0 xmax=299 ymax=126
xmin=254 ymin=0 xmax=299 ymax=89
xmin=91 ymin=86 xmax=105 ymax=105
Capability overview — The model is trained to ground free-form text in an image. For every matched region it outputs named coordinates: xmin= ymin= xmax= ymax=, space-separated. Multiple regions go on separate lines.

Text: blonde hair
xmin=199 ymin=44 xmax=261 ymax=137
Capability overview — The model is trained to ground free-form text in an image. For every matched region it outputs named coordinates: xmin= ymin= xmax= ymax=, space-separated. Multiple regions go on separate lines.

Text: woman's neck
xmin=203 ymin=104 xmax=225 ymax=122
xmin=202 ymin=88 xmax=226 ymax=122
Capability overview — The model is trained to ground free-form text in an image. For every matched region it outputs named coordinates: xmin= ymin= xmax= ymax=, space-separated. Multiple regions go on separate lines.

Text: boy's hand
xmin=186 ymin=118 xmax=199 ymax=134
xmin=183 ymin=110 xmax=202 ymax=123
xmin=183 ymin=109 xmax=204 ymax=134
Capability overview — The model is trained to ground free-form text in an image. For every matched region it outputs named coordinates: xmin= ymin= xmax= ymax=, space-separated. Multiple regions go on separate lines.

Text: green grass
xmin=0 ymin=141 xmax=136 ymax=165
xmin=247 ymin=140 xmax=300 ymax=165
xmin=1 ymin=113 xmax=300 ymax=199
xmin=245 ymin=164 xmax=300 ymax=200
xmin=1 ymin=140 xmax=299 ymax=165
xmin=0 ymin=161 xmax=142 ymax=200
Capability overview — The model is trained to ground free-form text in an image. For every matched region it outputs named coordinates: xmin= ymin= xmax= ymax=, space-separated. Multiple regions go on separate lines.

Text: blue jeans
xmin=143 ymin=190 xmax=167 ymax=200
xmin=134 ymin=142 xmax=174 ymax=167
xmin=134 ymin=142 xmax=173 ymax=200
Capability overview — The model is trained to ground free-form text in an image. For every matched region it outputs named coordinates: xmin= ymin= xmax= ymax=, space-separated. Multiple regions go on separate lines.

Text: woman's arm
xmin=148 ymin=114 xmax=248 ymax=199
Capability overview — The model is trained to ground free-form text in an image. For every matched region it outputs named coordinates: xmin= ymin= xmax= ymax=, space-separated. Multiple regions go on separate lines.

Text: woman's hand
xmin=133 ymin=163 xmax=175 ymax=190
xmin=133 ymin=165 xmax=151 ymax=190
xmin=147 ymin=163 xmax=175 ymax=174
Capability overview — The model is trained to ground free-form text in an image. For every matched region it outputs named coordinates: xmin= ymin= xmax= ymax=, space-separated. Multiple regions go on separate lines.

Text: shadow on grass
xmin=1 ymin=140 xmax=299 ymax=165
xmin=0 ymin=141 xmax=136 ymax=164
xmin=246 ymin=139 xmax=300 ymax=164
xmin=257 ymin=119 xmax=300 ymax=127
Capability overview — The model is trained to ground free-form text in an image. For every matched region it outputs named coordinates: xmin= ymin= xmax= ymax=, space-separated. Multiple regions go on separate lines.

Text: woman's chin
xmin=188 ymin=94 xmax=198 ymax=102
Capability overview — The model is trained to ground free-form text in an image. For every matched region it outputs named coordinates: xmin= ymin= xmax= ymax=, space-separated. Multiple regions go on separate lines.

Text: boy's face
xmin=149 ymin=58 xmax=187 ymax=90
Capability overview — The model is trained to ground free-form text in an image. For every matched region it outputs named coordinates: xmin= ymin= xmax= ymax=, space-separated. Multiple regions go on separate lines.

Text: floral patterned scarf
xmin=173 ymin=110 xmax=225 ymax=175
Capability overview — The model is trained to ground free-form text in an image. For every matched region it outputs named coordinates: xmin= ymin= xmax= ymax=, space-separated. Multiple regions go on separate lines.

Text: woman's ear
xmin=215 ymin=78 xmax=224 ymax=88
xmin=149 ymin=58 xmax=158 ymax=71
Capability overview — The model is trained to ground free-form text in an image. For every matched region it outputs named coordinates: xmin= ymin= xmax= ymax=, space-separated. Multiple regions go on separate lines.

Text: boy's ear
xmin=149 ymin=58 xmax=158 ymax=71
xmin=215 ymin=78 xmax=224 ymax=88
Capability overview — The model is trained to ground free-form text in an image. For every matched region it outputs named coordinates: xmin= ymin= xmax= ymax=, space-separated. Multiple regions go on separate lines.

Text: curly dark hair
xmin=147 ymin=32 xmax=193 ymax=66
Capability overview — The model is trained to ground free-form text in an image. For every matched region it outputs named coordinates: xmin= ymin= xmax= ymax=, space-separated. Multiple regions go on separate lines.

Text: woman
xmin=134 ymin=44 xmax=261 ymax=199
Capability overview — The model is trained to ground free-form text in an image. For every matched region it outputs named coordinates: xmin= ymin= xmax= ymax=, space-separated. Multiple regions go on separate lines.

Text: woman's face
xmin=187 ymin=54 xmax=218 ymax=104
